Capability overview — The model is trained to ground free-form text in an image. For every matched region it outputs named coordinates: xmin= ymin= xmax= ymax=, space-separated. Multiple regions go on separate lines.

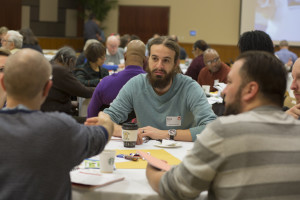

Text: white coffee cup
xmin=122 ymin=123 xmax=138 ymax=148
xmin=202 ymin=85 xmax=210 ymax=94
xmin=100 ymin=150 xmax=116 ymax=173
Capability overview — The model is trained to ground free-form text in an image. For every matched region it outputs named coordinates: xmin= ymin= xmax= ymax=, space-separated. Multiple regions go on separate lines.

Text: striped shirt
xmin=160 ymin=106 xmax=300 ymax=200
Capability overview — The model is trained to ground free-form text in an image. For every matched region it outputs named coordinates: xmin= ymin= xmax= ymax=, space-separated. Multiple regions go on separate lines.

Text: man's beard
xmin=146 ymin=68 xmax=176 ymax=89
xmin=224 ymin=86 xmax=243 ymax=116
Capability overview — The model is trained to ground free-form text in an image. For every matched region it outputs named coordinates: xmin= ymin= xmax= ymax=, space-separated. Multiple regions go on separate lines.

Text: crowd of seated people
xmin=1 ymin=28 xmax=300 ymax=200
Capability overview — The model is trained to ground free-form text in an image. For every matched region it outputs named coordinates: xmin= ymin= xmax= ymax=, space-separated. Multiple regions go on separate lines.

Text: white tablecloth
xmin=72 ymin=138 xmax=207 ymax=200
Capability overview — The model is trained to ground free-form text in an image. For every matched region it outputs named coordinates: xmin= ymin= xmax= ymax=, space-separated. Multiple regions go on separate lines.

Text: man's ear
xmin=43 ymin=80 xmax=53 ymax=98
xmin=0 ymin=73 xmax=6 ymax=91
xmin=242 ymin=81 xmax=259 ymax=101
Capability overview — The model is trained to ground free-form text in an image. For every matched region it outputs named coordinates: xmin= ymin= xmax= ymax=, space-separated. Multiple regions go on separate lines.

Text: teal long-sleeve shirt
xmin=104 ymin=73 xmax=216 ymax=141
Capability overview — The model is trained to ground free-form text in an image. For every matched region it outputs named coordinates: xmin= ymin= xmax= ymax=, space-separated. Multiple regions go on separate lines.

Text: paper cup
xmin=202 ymin=85 xmax=210 ymax=93
xmin=100 ymin=150 xmax=116 ymax=173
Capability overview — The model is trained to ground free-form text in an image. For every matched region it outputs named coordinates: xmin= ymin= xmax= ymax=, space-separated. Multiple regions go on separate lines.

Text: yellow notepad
xmin=115 ymin=149 xmax=181 ymax=169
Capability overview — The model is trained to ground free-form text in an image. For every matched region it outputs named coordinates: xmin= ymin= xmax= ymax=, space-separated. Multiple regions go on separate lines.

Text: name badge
xmin=166 ymin=116 xmax=181 ymax=126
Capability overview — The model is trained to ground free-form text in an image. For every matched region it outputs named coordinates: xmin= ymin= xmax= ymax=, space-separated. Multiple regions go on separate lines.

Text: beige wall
xmin=103 ymin=0 xmax=240 ymax=45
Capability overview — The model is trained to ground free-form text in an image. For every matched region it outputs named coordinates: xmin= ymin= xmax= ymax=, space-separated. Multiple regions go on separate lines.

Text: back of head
xmin=85 ymin=42 xmax=106 ymax=63
xmin=238 ymin=30 xmax=274 ymax=54
xmin=83 ymin=39 xmax=100 ymax=51
xmin=0 ymin=26 xmax=8 ymax=35
xmin=148 ymin=36 xmax=180 ymax=63
xmin=237 ymin=51 xmax=286 ymax=106
xmin=7 ymin=30 xmax=23 ymax=49
xmin=4 ymin=49 xmax=52 ymax=100
xmin=194 ymin=40 xmax=208 ymax=51
xmin=279 ymin=40 xmax=288 ymax=47
xmin=125 ymin=40 xmax=145 ymax=66
xmin=51 ymin=46 xmax=76 ymax=68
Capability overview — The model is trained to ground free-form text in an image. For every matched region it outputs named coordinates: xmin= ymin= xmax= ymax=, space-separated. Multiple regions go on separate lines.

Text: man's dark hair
xmin=238 ymin=30 xmax=274 ymax=54
xmin=237 ymin=51 xmax=286 ymax=107
xmin=148 ymin=36 xmax=180 ymax=64
xmin=85 ymin=42 xmax=106 ymax=63
xmin=193 ymin=40 xmax=208 ymax=51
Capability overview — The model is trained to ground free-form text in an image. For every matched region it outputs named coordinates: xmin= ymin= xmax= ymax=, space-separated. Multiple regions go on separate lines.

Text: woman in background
xmin=74 ymin=42 xmax=109 ymax=87
xmin=41 ymin=46 xmax=94 ymax=115
xmin=19 ymin=28 xmax=43 ymax=53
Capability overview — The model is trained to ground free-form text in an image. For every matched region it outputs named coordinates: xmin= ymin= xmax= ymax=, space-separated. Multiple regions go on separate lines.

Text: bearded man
xmin=99 ymin=36 xmax=216 ymax=142
xmin=146 ymin=51 xmax=300 ymax=200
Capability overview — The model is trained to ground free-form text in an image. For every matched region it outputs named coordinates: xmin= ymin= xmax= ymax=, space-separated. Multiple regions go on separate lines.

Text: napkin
xmin=161 ymin=139 xmax=178 ymax=147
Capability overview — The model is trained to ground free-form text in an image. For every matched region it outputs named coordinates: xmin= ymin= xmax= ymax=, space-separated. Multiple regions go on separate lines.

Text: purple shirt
xmin=87 ymin=65 xmax=145 ymax=117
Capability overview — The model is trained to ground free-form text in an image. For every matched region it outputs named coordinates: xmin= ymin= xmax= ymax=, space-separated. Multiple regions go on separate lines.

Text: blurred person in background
xmin=185 ymin=39 xmax=209 ymax=81
xmin=275 ymin=40 xmax=298 ymax=71
xmin=170 ymin=34 xmax=187 ymax=60
xmin=41 ymin=46 xmax=94 ymax=115
xmin=75 ymin=39 xmax=100 ymax=66
xmin=0 ymin=48 xmax=10 ymax=108
xmin=19 ymin=28 xmax=43 ymax=53
xmin=74 ymin=42 xmax=109 ymax=87
xmin=84 ymin=13 xmax=105 ymax=43
xmin=0 ymin=26 xmax=8 ymax=48
xmin=1 ymin=30 xmax=23 ymax=54
xmin=104 ymin=35 xmax=125 ymax=68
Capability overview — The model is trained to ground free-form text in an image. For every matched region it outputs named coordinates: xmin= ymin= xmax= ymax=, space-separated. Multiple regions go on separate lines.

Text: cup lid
xmin=122 ymin=122 xmax=138 ymax=130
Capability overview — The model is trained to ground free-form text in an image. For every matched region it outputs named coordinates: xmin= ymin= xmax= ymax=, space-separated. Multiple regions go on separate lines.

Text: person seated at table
xmin=74 ymin=42 xmax=109 ymax=87
xmin=0 ymin=26 xmax=8 ymax=48
xmin=1 ymin=30 xmax=23 ymax=54
xmin=91 ymin=36 xmax=216 ymax=142
xmin=19 ymin=27 xmax=43 ymax=53
xmin=146 ymin=51 xmax=300 ymax=200
xmin=87 ymin=39 xmax=146 ymax=118
xmin=0 ymin=48 xmax=10 ymax=108
xmin=185 ymin=39 xmax=208 ymax=81
xmin=286 ymin=58 xmax=300 ymax=119
xmin=75 ymin=39 xmax=100 ymax=66
xmin=275 ymin=40 xmax=298 ymax=71
xmin=0 ymin=48 xmax=114 ymax=200
xmin=104 ymin=35 xmax=125 ymax=68
xmin=197 ymin=48 xmax=230 ymax=92
xmin=41 ymin=46 xmax=94 ymax=115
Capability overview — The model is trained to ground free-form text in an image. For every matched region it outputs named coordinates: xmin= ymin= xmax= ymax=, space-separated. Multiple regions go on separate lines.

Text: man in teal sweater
xmin=87 ymin=36 xmax=216 ymax=142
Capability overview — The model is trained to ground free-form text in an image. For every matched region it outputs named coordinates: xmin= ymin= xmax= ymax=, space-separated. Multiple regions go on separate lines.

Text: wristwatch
xmin=168 ymin=129 xmax=177 ymax=140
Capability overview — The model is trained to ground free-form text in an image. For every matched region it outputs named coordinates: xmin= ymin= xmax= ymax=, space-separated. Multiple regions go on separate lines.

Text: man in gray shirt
xmin=0 ymin=49 xmax=114 ymax=200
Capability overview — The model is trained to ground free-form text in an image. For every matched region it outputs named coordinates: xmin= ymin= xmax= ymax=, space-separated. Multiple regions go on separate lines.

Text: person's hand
xmin=286 ymin=104 xmax=300 ymax=119
xmin=85 ymin=112 xmax=114 ymax=140
xmin=138 ymin=126 xmax=168 ymax=140
xmin=118 ymin=63 xmax=125 ymax=69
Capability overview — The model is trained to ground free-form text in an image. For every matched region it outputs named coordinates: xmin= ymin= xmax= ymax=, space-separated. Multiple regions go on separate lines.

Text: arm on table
xmin=146 ymin=163 xmax=166 ymax=193
xmin=139 ymin=126 xmax=193 ymax=141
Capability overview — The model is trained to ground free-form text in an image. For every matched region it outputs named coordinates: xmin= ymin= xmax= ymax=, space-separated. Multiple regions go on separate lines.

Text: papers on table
xmin=70 ymin=169 xmax=124 ymax=189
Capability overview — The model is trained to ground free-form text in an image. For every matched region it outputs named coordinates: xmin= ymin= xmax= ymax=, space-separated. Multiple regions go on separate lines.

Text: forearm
xmin=146 ymin=164 xmax=165 ymax=193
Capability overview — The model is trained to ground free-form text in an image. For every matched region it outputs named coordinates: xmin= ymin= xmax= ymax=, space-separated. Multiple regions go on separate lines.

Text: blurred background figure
xmin=75 ymin=39 xmax=100 ymax=66
xmin=1 ymin=30 xmax=23 ymax=54
xmin=41 ymin=46 xmax=93 ymax=116
xmin=84 ymin=13 xmax=105 ymax=43
xmin=198 ymin=48 xmax=230 ymax=92
xmin=119 ymin=34 xmax=131 ymax=50
xmin=74 ymin=42 xmax=109 ymax=87
xmin=0 ymin=26 xmax=8 ymax=48
xmin=0 ymin=48 xmax=10 ymax=108
xmin=185 ymin=39 xmax=209 ymax=81
xmin=275 ymin=40 xmax=298 ymax=71
xmin=170 ymin=34 xmax=187 ymax=60
xmin=19 ymin=28 xmax=43 ymax=53
xmin=104 ymin=35 xmax=125 ymax=68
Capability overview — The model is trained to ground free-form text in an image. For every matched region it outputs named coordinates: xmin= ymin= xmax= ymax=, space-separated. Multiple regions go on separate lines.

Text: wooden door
xmin=0 ymin=0 xmax=22 ymax=30
xmin=118 ymin=6 xmax=170 ymax=43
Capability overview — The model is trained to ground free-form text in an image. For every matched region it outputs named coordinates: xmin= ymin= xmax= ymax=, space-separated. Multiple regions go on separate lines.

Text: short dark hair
xmin=85 ymin=42 xmax=106 ymax=63
xmin=237 ymin=51 xmax=286 ymax=106
xmin=148 ymin=36 xmax=180 ymax=64
xmin=238 ymin=30 xmax=274 ymax=54
xmin=193 ymin=40 xmax=208 ymax=51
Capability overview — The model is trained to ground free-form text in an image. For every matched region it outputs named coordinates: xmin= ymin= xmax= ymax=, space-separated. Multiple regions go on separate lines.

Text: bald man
xmin=87 ymin=39 xmax=146 ymax=118
xmin=0 ymin=48 xmax=10 ymax=108
xmin=286 ymin=58 xmax=300 ymax=119
xmin=0 ymin=49 xmax=114 ymax=200
xmin=104 ymin=35 xmax=125 ymax=68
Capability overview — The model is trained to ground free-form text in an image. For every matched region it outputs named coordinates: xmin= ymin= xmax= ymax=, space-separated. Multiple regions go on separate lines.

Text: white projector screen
xmin=240 ymin=0 xmax=300 ymax=46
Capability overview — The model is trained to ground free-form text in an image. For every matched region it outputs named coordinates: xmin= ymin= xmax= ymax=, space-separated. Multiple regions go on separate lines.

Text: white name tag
xmin=166 ymin=116 xmax=181 ymax=126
